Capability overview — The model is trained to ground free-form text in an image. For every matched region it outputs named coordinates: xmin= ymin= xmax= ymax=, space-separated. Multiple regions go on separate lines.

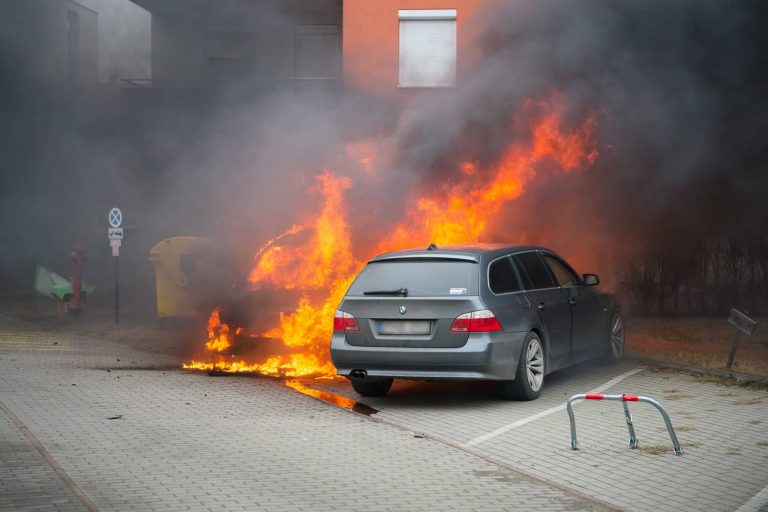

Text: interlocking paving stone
xmin=0 ymin=314 xmax=606 ymax=512
xmin=0 ymin=412 xmax=87 ymax=512
xmin=310 ymin=364 xmax=768 ymax=512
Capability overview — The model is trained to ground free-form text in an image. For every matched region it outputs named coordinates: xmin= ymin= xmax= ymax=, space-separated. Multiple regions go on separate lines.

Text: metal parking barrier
xmin=567 ymin=393 xmax=683 ymax=456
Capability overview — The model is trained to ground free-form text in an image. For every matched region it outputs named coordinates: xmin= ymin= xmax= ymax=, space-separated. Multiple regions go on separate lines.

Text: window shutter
xmin=399 ymin=10 xmax=457 ymax=87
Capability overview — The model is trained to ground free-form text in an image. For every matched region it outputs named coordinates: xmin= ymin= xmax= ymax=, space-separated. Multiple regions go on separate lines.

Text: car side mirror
xmin=583 ymin=274 xmax=600 ymax=286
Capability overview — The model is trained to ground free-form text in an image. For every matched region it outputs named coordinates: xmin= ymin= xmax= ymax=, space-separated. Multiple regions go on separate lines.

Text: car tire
xmin=499 ymin=332 xmax=545 ymax=401
xmin=350 ymin=378 xmax=393 ymax=397
xmin=605 ymin=312 xmax=625 ymax=363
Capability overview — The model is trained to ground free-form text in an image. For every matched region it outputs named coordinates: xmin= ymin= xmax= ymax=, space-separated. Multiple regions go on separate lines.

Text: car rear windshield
xmin=347 ymin=259 xmax=479 ymax=297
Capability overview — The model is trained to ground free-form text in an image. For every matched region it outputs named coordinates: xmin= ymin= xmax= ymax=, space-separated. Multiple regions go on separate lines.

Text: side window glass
xmin=514 ymin=252 xmax=556 ymax=289
xmin=488 ymin=256 xmax=522 ymax=294
xmin=513 ymin=255 xmax=533 ymax=289
xmin=543 ymin=255 xmax=580 ymax=288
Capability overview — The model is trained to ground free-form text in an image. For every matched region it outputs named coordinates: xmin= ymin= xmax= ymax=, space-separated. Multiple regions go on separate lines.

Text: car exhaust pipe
xmin=350 ymin=369 xmax=367 ymax=379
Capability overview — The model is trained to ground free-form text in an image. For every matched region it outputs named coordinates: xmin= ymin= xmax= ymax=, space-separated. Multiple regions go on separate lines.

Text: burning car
xmin=330 ymin=244 xmax=624 ymax=399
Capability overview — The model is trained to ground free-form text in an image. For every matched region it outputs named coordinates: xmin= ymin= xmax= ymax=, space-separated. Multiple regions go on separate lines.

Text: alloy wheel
xmin=611 ymin=315 xmax=625 ymax=358
xmin=526 ymin=338 xmax=545 ymax=392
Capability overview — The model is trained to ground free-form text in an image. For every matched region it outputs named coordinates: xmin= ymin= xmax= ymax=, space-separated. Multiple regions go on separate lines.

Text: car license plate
xmin=377 ymin=320 xmax=431 ymax=335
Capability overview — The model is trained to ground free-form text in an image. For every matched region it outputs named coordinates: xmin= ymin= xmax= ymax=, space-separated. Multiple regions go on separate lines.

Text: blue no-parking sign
xmin=108 ymin=207 xmax=122 ymax=228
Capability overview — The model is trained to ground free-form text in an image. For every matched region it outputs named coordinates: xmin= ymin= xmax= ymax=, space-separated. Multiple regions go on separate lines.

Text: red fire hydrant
xmin=68 ymin=242 xmax=87 ymax=315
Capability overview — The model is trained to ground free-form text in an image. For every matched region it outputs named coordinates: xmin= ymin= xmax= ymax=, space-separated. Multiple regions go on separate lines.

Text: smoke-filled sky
xmin=1 ymin=0 xmax=766 ymax=307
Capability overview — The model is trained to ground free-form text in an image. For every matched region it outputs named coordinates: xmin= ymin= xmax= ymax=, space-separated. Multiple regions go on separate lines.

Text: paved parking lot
xmin=0 ymin=314 xmax=606 ymax=512
xmin=308 ymin=364 xmax=768 ymax=512
xmin=1 ymin=313 xmax=767 ymax=512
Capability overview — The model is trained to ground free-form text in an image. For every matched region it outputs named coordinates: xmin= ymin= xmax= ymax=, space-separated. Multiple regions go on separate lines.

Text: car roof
xmin=369 ymin=244 xmax=552 ymax=263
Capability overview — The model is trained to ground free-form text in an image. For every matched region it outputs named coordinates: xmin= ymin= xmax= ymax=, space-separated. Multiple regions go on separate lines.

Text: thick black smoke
xmin=1 ymin=0 xmax=766 ymax=317
xmin=383 ymin=0 xmax=768 ymax=312
xmin=0 ymin=2 xmax=351 ymax=304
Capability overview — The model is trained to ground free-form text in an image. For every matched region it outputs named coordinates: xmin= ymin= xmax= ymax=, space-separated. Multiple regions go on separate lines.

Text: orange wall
xmin=343 ymin=0 xmax=488 ymax=95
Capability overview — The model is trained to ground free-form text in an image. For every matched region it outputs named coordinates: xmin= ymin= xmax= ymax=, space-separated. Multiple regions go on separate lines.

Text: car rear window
xmin=347 ymin=259 xmax=479 ymax=297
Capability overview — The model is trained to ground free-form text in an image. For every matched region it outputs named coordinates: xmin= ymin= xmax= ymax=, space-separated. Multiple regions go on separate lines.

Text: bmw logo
xmin=399 ymin=305 xmax=407 ymax=315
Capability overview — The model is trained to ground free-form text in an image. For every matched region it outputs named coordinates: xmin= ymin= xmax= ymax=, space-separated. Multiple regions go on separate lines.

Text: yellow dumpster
xmin=148 ymin=236 xmax=215 ymax=317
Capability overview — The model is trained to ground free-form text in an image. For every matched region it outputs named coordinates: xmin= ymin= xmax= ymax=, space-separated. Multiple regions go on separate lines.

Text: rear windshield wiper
xmin=364 ymin=288 xmax=409 ymax=297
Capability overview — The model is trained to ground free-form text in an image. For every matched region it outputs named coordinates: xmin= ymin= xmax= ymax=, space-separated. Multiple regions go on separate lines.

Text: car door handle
xmin=537 ymin=302 xmax=546 ymax=311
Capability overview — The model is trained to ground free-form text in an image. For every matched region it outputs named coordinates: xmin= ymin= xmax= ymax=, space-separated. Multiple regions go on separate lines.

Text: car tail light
xmin=333 ymin=310 xmax=359 ymax=332
xmin=450 ymin=312 xmax=472 ymax=332
xmin=450 ymin=310 xmax=502 ymax=333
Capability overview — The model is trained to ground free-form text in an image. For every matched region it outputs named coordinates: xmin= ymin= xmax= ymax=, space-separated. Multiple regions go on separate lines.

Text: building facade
xmin=125 ymin=0 xmax=488 ymax=96
xmin=343 ymin=0 xmax=487 ymax=95
xmin=129 ymin=0 xmax=342 ymax=88
xmin=2 ymin=0 xmax=98 ymax=87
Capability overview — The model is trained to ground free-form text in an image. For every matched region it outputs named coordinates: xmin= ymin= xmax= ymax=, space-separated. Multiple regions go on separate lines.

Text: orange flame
xmin=248 ymin=170 xmax=357 ymax=290
xmin=204 ymin=308 xmax=231 ymax=353
xmin=182 ymin=352 xmax=335 ymax=378
xmin=252 ymin=224 xmax=305 ymax=265
xmin=185 ymin=170 xmax=360 ymax=378
xmin=183 ymin=94 xmax=600 ymax=379
xmin=379 ymin=95 xmax=598 ymax=251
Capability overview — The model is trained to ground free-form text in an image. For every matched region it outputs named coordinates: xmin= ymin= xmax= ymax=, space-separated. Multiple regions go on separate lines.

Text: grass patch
xmin=627 ymin=316 xmax=768 ymax=378
xmin=757 ymin=441 xmax=768 ymax=447
xmin=658 ymin=425 xmax=696 ymax=432
xmin=734 ymin=398 xmax=764 ymax=405
xmin=725 ymin=447 xmax=742 ymax=455
xmin=748 ymin=420 xmax=762 ymax=425
xmin=663 ymin=392 xmax=692 ymax=401
xmin=639 ymin=444 xmax=672 ymax=455
xmin=741 ymin=380 xmax=768 ymax=391
xmin=640 ymin=441 xmax=699 ymax=455
xmin=663 ymin=388 xmax=692 ymax=400
xmin=683 ymin=370 xmax=768 ymax=391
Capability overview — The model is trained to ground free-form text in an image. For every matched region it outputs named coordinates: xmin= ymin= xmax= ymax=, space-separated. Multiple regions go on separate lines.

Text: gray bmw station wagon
xmin=330 ymin=244 xmax=624 ymax=400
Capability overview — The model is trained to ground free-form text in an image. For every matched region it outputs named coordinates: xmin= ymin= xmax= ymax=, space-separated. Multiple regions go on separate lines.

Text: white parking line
xmin=462 ymin=367 xmax=644 ymax=447
xmin=736 ymin=484 xmax=768 ymax=512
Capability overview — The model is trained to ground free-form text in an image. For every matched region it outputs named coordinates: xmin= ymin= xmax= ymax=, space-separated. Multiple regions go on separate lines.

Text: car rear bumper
xmin=330 ymin=330 xmax=528 ymax=381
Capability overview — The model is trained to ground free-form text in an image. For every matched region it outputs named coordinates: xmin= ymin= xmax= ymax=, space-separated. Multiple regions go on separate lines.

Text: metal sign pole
xmin=108 ymin=207 xmax=123 ymax=325
xmin=114 ymin=254 xmax=119 ymax=325
xmin=726 ymin=331 xmax=742 ymax=369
